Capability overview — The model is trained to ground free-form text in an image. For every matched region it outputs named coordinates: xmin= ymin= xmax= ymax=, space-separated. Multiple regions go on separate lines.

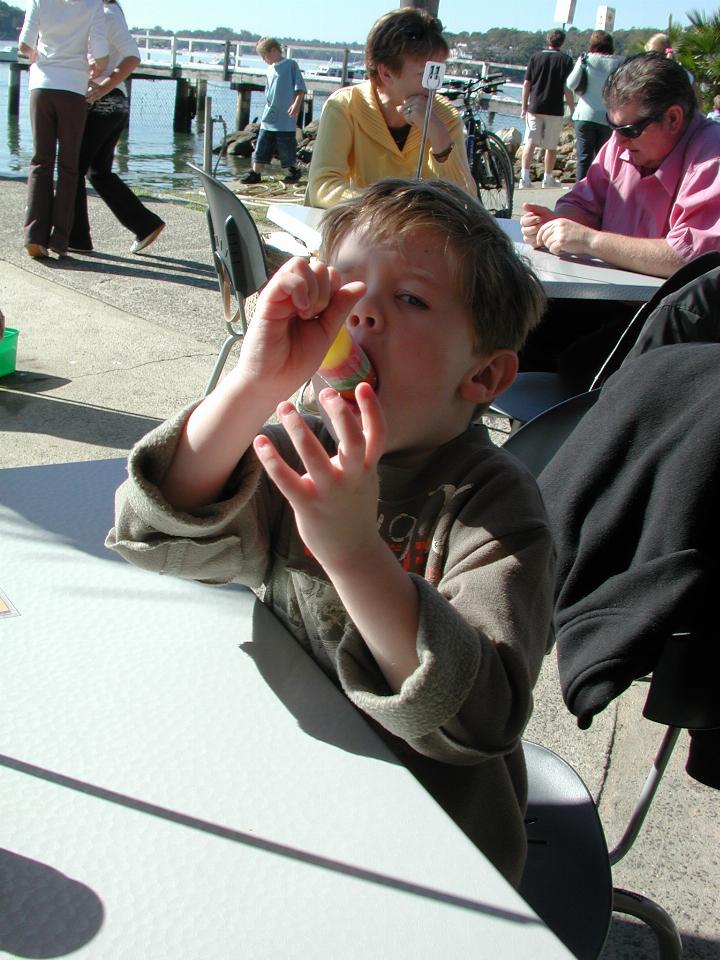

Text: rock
xmin=220 ymin=128 xmax=257 ymax=157
xmin=496 ymin=126 xmax=522 ymax=159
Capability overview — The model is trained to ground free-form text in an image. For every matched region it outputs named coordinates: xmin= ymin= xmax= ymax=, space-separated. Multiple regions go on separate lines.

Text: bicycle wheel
xmin=473 ymin=132 xmax=514 ymax=219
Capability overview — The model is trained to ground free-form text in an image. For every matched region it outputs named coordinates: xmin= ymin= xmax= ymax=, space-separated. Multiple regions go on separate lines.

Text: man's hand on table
xmin=520 ymin=203 xmax=558 ymax=248
xmin=536 ymin=216 xmax=595 ymax=257
xmin=521 ymin=202 xmax=684 ymax=277
xmin=522 ymin=202 xmax=595 ymax=256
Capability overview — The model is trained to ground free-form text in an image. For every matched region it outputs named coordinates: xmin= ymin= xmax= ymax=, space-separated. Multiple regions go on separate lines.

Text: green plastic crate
xmin=0 ymin=328 xmax=19 ymax=377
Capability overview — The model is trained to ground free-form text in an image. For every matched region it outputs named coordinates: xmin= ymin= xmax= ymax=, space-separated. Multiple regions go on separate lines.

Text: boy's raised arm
xmin=159 ymin=259 xmax=364 ymax=511
xmin=255 ymin=383 xmax=421 ymax=691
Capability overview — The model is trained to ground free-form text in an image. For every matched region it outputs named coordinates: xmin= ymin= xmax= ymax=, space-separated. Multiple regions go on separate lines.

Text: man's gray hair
xmin=604 ymin=53 xmax=696 ymax=121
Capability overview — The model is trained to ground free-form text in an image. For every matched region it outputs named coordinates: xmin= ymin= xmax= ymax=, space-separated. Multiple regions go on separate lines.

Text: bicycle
xmin=440 ymin=72 xmax=515 ymax=219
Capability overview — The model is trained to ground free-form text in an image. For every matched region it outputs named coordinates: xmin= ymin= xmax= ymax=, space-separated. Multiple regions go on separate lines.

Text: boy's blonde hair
xmin=320 ymin=179 xmax=546 ymax=354
xmin=256 ymin=37 xmax=283 ymax=57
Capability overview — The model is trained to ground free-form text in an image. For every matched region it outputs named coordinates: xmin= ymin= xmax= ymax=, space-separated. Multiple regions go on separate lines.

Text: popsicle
xmin=316 ymin=326 xmax=377 ymax=400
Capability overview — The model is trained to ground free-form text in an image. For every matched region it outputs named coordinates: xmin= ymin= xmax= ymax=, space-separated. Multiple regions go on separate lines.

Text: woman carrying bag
xmin=69 ymin=0 xmax=165 ymax=255
xmin=566 ymin=30 xmax=623 ymax=181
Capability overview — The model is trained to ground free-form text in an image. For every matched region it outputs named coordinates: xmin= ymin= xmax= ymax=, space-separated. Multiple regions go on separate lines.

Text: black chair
xmin=500 ymin=389 xmax=599 ymax=478
xmin=189 ymin=163 xmax=269 ymax=395
xmin=492 ymin=251 xmax=720 ymax=430
xmin=505 ymin=390 xmax=695 ymax=960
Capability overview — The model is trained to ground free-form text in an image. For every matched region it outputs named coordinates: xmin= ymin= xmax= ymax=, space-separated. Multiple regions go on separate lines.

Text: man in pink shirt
xmin=521 ymin=54 xmax=720 ymax=278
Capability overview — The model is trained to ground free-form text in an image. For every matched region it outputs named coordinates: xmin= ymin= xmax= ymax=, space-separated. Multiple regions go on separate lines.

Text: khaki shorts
xmin=524 ymin=113 xmax=564 ymax=150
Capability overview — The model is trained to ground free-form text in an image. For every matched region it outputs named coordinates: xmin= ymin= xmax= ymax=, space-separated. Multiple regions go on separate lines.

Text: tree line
xmin=2 ymin=1 xmax=718 ymax=107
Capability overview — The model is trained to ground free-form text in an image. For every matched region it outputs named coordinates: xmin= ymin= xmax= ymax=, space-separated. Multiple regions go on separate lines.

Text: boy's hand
xmin=238 ymin=257 xmax=365 ymax=401
xmin=520 ymin=203 xmax=557 ymax=248
xmin=253 ymin=382 xmax=386 ymax=574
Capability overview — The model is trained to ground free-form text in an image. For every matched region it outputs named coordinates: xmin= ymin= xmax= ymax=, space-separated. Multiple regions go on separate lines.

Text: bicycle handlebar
xmin=438 ymin=72 xmax=507 ymax=104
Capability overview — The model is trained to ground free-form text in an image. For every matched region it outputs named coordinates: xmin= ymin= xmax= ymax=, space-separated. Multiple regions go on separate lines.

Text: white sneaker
xmin=519 ymin=176 xmax=533 ymax=189
xmin=542 ymin=176 xmax=563 ymax=189
xmin=130 ymin=223 xmax=165 ymax=255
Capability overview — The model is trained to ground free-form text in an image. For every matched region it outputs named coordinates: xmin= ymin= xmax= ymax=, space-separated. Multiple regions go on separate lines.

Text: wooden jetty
xmin=5 ymin=33 xmax=521 ymax=130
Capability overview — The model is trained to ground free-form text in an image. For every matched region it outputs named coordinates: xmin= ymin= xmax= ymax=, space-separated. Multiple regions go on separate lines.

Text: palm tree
xmin=677 ymin=9 xmax=720 ymax=109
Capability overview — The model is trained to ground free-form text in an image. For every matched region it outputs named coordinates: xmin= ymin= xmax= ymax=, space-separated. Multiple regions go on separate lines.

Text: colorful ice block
xmin=316 ymin=326 xmax=377 ymax=400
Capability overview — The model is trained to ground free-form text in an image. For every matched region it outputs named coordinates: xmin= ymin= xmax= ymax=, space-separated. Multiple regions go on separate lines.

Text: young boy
xmin=107 ymin=179 xmax=553 ymax=886
xmin=241 ymin=37 xmax=307 ymax=185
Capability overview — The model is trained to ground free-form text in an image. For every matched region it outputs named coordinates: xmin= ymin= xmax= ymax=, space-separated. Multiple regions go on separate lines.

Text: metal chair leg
xmin=613 ymin=888 xmax=683 ymax=960
xmin=204 ymin=331 xmax=243 ymax=395
xmin=609 ymin=727 xmax=682 ymax=866
xmin=204 ymin=291 xmax=247 ymax=396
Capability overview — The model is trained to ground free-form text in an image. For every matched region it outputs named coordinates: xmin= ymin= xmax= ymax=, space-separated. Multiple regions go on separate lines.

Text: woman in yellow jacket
xmin=307 ymin=8 xmax=475 ymax=208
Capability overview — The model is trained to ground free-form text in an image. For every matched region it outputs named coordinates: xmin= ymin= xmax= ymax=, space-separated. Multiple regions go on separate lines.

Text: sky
xmin=121 ymin=0 xmax=691 ymax=45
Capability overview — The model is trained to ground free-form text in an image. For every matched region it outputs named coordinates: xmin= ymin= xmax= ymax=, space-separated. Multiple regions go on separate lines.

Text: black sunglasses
xmin=605 ymin=110 xmax=665 ymax=139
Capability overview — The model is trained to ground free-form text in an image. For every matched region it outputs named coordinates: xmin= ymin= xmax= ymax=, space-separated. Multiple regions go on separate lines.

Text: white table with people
xmin=266 ymin=202 xmax=664 ymax=302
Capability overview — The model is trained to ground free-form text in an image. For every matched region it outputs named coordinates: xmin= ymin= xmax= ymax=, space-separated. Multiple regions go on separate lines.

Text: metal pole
xmin=203 ymin=95 xmax=213 ymax=173
xmin=341 ymin=48 xmax=350 ymax=86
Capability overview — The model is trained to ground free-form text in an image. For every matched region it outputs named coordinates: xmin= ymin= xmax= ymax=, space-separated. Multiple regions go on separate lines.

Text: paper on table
xmin=0 ymin=588 xmax=19 ymax=617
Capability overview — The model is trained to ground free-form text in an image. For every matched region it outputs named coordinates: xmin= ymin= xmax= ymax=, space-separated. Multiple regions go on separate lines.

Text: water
xmin=0 ymin=60 xmax=522 ymax=192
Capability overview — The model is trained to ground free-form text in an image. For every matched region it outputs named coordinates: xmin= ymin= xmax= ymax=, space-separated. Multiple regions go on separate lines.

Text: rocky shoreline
xmin=221 ymin=116 xmax=581 ymax=187
xmin=495 ymin=118 xmax=579 ymax=184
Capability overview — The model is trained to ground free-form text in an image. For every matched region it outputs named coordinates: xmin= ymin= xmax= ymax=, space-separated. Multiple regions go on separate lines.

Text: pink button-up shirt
xmin=556 ymin=114 xmax=720 ymax=261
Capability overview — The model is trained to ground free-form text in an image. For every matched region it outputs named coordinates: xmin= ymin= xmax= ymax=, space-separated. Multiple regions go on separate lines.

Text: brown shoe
xmin=25 ymin=243 xmax=49 ymax=259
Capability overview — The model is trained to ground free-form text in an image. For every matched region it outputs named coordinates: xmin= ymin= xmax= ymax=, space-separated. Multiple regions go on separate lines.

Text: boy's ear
xmin=460 ymin=350 xmax=518 ymax=405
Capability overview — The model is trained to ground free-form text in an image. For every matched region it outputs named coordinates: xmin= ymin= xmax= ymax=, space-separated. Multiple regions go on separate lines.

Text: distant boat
xmin=0 ymin=42 xmax=18 ymax=62
xmin=313 ymin=59 xmax=366 ymax=81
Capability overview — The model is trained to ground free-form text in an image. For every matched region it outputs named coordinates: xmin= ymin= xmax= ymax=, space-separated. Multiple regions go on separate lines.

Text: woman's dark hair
xmin=604 ymin=53 xmax=696 ymax=121
xmin=589 ymin=30 xmax=614 ymax=54
xmin=365 ymin=7 xmax=448 ymax=83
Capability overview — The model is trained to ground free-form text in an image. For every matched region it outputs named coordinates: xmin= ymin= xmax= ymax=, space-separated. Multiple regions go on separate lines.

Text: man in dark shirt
xmin=520 ymin=30 xmax=574 ymax=188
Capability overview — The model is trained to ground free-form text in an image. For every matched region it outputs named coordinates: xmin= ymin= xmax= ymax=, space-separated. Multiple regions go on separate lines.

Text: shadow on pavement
xmin=0 ymin=389 xmax=161 ymax=450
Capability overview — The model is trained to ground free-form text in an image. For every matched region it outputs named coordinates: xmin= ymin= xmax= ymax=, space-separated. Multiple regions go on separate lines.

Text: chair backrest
xmin=590 ymin=251 xmax=720 ymax=388
xmin=520 ymin=741 xmax=612 ymax=960
xmin=502 ymin=389 xmax=600 ymax=478
xmin=188 ymin=163 xmax=268 ymax=299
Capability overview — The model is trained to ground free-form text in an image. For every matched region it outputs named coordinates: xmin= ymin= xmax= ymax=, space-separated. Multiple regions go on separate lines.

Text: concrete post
xmin=196 ymin=79 xmax=207 ymax=130
xmin=203 ymin=95 xmax=213 ymax=173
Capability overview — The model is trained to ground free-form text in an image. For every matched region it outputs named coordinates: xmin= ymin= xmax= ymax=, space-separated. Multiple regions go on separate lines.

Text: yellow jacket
xmin=307 ymin=80 xmax=476 ymax=208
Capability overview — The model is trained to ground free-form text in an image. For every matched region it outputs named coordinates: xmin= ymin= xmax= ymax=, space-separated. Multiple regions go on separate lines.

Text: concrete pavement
xmin=1 ymin=176 xmax=718 ymax=959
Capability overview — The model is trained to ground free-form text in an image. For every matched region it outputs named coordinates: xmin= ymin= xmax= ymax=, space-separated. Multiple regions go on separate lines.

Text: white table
xmin=0 ymin=459 xmax=573 ymax=959
xmin=267 ymin=203 xmax=664 ymax=302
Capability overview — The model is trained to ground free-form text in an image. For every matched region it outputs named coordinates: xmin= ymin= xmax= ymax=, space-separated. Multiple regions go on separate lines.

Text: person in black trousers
xmin=70 ymin=0 xmax=165 ymax=255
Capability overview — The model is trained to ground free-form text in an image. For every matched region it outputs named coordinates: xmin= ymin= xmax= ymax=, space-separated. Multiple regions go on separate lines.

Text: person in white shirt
xmin=69 ymin=0 xmax=165 ymax=255
xmin=19 ymin=0 xmax=108 ymax=258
